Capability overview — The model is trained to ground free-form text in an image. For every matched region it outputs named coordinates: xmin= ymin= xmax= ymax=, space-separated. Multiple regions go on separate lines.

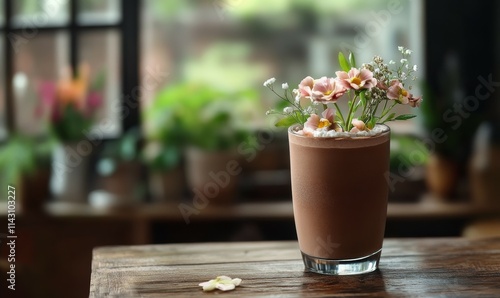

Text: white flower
xmin=413 ymin=65 xmax=418 ymax=71
xmin=199 ymin=276 xmax=242 ymax=292
xmin=282 ymin=82 xmax=289 ymax=90
xmin=400 ymin=58 xmax=407 ymax=64
xmin=283 ymin=107 xmax=293 ymax=113
xmin=398 ymin=46 xmax=404 ymax=52
xmin=263 ymin=77 xmax=276 ymax=87
xmin=405 ymin=49 xmax=413 ymax=55
xmin=389 ymin=60 xmax=395 ymax=64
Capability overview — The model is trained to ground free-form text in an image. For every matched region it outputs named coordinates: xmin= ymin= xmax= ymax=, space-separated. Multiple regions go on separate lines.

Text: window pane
xmin=0 ymin=33 xmax=6 ymax=139
xmin=140 ymin=0 xmax=423 ymax=135
xmin=14 ymin=31 xmax=70 ymax=136
xmin=77 ymin=0 xmax=121 ymax=25
xmin=11 ymin=0 xmax=69 ymax=28
xmin=0 ymin=0 xmax=5 ymax=27
xmin=78 ymin=29 xmax=122 ymax=137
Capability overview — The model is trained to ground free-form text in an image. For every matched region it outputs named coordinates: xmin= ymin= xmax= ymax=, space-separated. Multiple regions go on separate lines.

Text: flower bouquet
xmin=264 ymin=47 xmax=422 ymax=275
xmin=37 ymin=64 xmax=103 ymax=142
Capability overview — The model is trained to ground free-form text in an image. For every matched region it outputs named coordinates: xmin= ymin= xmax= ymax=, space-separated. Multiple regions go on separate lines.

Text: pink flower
xmin=387 ymin=79 xmax=410 ymax=104
xmin=303 ymin=114 xmax=320 ymax=136
xmin=336 ymin=68 xmax=377 ymax=90
xmin=298 ymin=76 xmax=314 ymax=97
xmin=302 ymin=108 xmax=336 ymax=136
xmin=310 ymin=77 xmax=346 ymax=103
xmin=350 ymin=118 xmax=366 ymax=133
xmin=321 ymin=107 xmax=335 ymax=124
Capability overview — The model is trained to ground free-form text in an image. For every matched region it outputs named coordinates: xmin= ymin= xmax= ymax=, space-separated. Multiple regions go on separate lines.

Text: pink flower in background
xmin=387 ymin=80 xmax=409 ymax=104
xmin=310 ymin=76 xmax=346 ymax=102
xmin=336 ymin=68 xmax=377 ymax=90
xmin=87 ymin=91 xmax=103 ymax=111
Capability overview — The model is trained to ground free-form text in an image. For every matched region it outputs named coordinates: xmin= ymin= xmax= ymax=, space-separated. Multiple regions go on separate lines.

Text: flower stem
xmin=334 ymin=103 xmax=345 ymax=126
xmin=345 ymin=95 xmax=358 ymax=131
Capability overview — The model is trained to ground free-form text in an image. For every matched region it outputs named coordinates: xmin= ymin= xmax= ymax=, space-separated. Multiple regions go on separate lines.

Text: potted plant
xmin=91 ymin=127 xmax=144 ymax=207
xmin=36 ymin=64 xmax=104 ymax=202
xmin=182 ymin=85 xmax=256 ymax=204
xmin=0 ymin=135 xmax=55 ymax=213
xmin=145 ymin=83 xmax=257 ymax=204
xmin=143 ymin=84 xmax=189 ymax=202
xmin=264 ymin=46 xmax=422 ymax=275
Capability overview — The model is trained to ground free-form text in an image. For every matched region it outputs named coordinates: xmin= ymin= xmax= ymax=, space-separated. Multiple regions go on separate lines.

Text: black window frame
xmin=1 ymin=0 xmax=140 ymax=138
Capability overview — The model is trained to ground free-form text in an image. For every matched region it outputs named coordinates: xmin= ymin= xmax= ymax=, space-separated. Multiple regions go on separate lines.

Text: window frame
xmin=0 ymin=0 xmax=140 ymax=138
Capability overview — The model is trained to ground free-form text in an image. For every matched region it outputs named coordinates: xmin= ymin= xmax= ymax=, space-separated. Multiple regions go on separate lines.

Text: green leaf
xmin=385 ymin=113 xmax=396 ymax=122
xmin=338 ymin=52 xmax=350 ymax=72
xmin=394 ymin=114 xmax=417 ymax=121
xmin=359 ymin=91 xmax=367 ymax=107
xmin=367 ymin=117 xmax=377 ymax=129
xmin=275 ymin=115 xmax=299 ymax=127
xmin=348 ymin=52 xmax=356 ymax=68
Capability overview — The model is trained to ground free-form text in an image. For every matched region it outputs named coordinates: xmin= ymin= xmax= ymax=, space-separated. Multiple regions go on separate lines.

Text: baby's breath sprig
xmin=264 ymin=78 xmax=308 ymax=126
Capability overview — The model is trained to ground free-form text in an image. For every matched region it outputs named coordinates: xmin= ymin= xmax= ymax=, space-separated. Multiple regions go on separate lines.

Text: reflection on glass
xmin=77 ymin=0 xmax=121 ymax=25
xmin=78 ymin=30 xmax=121 ymax=137
xmin=11 ymin=0 xmax=70 ymax=28
xmin=0 ymin=34 xmax=5 ymax=139
xmin=14 ymin=31 xmax=69 ymax=136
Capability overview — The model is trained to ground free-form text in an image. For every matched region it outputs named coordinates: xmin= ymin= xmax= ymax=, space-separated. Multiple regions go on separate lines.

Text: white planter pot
xmin=50 ymin=142 xmax=91 ymax=202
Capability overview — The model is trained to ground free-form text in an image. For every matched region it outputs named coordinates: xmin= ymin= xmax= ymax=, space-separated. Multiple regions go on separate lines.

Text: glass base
xmin=301 ymin=249 xmax=381 ymax=275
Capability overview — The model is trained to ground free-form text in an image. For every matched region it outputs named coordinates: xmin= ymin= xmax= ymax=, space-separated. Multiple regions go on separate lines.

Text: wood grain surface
xmin=90 ymin=238 xmax=500 ymax=297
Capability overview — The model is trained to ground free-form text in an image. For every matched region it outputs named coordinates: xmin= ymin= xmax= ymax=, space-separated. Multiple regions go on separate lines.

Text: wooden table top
xmin=90 ymin=237 xmax=500 ymax=297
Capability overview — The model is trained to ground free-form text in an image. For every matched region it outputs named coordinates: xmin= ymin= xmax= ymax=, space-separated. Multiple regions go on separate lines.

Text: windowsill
xmin=2 ymin=194 xmax=499 ymax=221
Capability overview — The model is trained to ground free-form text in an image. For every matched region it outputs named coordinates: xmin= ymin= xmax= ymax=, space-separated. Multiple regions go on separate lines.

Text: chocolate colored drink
xmin=288 ymin=125 xmax=390 ymax=260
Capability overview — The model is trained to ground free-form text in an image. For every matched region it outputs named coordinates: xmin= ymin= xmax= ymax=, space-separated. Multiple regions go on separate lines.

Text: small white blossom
xmin=389 ymin=60 xmax=395 ymax=64
xmin=263 ymin=77 xmax=276 ymax=87
xmin=282 ymin=82 xmax=289 ymax=90
xmin=199 ymin=276 xmax=242 ymax=292
xmin=283 ymin=107 xmax=293 ymax=113
xmin=400 ymin=58 xmax=407 ymax=64
xmin=398 ymin=46 xmax=404 ymax=52
xmin=413 ymin=65 xmax=418 ymax=71
xmin=405 ymin=64 xmax=409 ymax=69
xmin=405 ymin=49 xmax=413 ymax=55
xmin=401 ymin=72 xmax=407 ymax=80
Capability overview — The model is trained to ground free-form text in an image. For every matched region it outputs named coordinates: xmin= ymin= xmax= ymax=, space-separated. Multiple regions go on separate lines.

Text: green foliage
xmin=390 ymin=134 xmax=430 ymax=170
xmin=143 ymin=83 xmax=258 ymax=169
xmin=338 ymin=52 xmax=350 ymax=72
xmin=0 ymin=135 xmax=55 ymax=185
xmin=51 ymin=104 xmax=93 ymax=142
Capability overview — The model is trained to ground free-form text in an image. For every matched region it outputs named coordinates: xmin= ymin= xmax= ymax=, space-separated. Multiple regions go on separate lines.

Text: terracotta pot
xmin=288 ymin=125 xmax=390 ymax=275
xmin=469 ymin=146 xmax=500 ymax=207
xmin=149 ymin=166 xmax=185 ymax=202
xmin=185 ymin=147 xmax=241 ymax=205
xmin=425 ymin=154 xmax=459 ymax=200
